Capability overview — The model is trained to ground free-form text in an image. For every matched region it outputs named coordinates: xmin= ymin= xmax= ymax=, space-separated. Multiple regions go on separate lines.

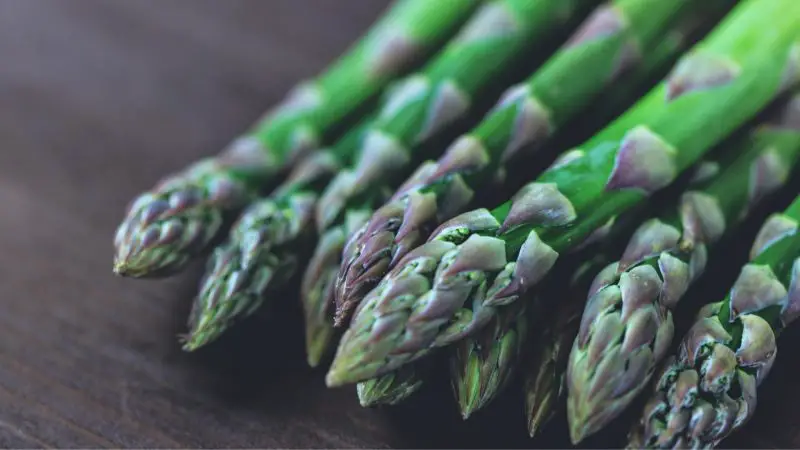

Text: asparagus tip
xmin=112 ymin=200 xmax=199 ymax=278
xmin=112 ymin=258 xmax=131 ymax=276
xmin=179 ymin=332 xmax=205 ymax=352
xmin=568 ymin=412 xmax=591 ymax=445
xmin=112 ymin=252 xmax=154 ymax=278
xmin=325 ymin=355 xmax=372 ymax=387
xmin=180 ymin=307 xmax=222 ymax=352
xmin=304 ymin=316 xmax=337 ymax=369
xmin=457 ymin=392 xmax=481 ymax=420
xmin=325 ymin=369 xmax=345 ymax=388
xmin=525 ymin=404 xmax=553 ymax=439
xmin=356 ymin=384 xmax=379 ymax=408
xmin=306 ymin=340 xmax=326 ymax=369
xmin=332 ymin=307 xmax=349 ymax=328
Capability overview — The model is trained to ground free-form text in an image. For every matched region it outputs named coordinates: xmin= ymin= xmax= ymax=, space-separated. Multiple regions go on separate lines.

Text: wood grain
xmin=0 ymin=1 xmax=797 ymax=448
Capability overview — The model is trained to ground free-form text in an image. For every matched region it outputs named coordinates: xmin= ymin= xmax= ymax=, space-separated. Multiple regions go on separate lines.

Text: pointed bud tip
xmin=333 ymin=303 xmax=355 ymax=327
xmin=112 ymin=259 xmax=128 ymax=276
xmin=112 ymin=256 xmax=149 ymax=278
xmin=112 ymin=244 xmax=181 ymax=278
xmin=325 ymin=369 xmax=347 ymax=387
xmin=456 ymin=387 xmax=484 ymax=420
xmin=568 ymin=405 xmax=594 ymax=445
xmin=180 ymin=333 xmax=205 ymax=352
xmin=569 ymin=421 xmax=589 ymax=445
xmin=306 ymin=340 xmax=327 ymax=368
xmin=333 ymin=312 xmax=348 ymax=328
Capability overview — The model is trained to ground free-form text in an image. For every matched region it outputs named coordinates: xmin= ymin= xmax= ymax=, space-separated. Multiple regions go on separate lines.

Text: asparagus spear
xmin=445 ymin=2 xmax=733 ymax=419
xmin=627 ymin=194 xmax=800 ymax=449
xmin=526 ymin=256 xmax=611 ymax=437
xmin=566 ymin=90 xmax=800 ymax=444
xmin=525 ymin=155 xmax=731 ymax=437
xmin=186 ymin=0 xmax=593 ymax=356
xmin=356 ymin=358 xmax=431 ymax=407
xmin=326 ymin=0 xmax=800 ymax=387
xmin=451 ymin=299 xmax=528 ymax=419
xmin=300 ymin=0 xmax=593 ymax=367
xmin=345 ymin=5 xmax=723 ymax=405
xmin=333 ymin=0 xmax=710 ymax=326
xmin=111 ymin=0 xmax=481 ymax=278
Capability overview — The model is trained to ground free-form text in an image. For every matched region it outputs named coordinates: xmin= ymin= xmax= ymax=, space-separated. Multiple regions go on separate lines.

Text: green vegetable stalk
xmin=112 ymin=0 xmax=481 ymax=278
xmin=326 ymin=0 xmax=800 ymax=387
xmin=442 ymin=0 xmax=734 ymax=418
xmin=334 ymin=0 xmax=715 ymax=326
xmin=183 ymin=0 xmax=593 ymax=356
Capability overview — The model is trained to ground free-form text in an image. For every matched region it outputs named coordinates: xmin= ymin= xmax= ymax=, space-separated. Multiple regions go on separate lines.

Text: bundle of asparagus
xmin=110 ymin=0 xmax=800 ymax=447
xmin=352 ymin=0 xmax=734 ymax=411
xmin=326 ymin=0 xmax=800 ymax=389
xmin=113 ymin=0 xmax=481 ymax=278
xmin=186 ymin=0 xmax=594 ymax=356
xmin=526 ymin=87 xmax=800 ymax=441
xmin=566 ymin=89 xmax=800 ymax=443
xmin=628 ymin=193 xmax=800 ymax=448
xmin=333 ymin=0 xmax=723 ymax=326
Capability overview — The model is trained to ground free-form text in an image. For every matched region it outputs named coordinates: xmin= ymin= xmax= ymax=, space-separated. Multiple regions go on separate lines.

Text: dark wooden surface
xmin=1 ymin=1 xmax=799 ymax=448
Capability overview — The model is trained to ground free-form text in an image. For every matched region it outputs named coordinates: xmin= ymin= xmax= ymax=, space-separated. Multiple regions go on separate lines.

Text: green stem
xmin=325 ymin=0 xmax=800 ymax=387
xmin=334 ymin=0 xmax=722 ymax=326
xmin=111 ymin=0 xmax=481 ymax=278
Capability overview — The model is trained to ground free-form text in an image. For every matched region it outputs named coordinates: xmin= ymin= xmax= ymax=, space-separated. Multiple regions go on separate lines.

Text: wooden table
xmin=0 ymin=1 xmax=797 ymax=447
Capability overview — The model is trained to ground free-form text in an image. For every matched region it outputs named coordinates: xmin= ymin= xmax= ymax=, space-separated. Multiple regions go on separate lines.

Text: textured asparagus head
xmin=111 ymin=0 xmax=485 ymax=278
xmin=181 ymin=152 xmax=338 ymax=351
xmin=113 ymin=140 xmax=269 ymax=277
xmin=322 ymin=0 xmax=596 ymax=327
xmin=326 ymin=207 xmax=560 ymax=386
xmin=356 ymin=361 xmax=428 ymax=407
xmin=302 ymin=211 xmax=371 ymax=367
xmin=567 ymin=89 xmax=800 ymax=443
xmin=327 ymin=0 xmax=800 ymax=388
xmin=628 ymin=199 xmax=800 ymax=448
xmin=181 ymin=194 xmax=315 ymax=351
xmin=526 ymin=256 xmax=612 ymax=438
xmin=451 ymin=300 xmax=528 ymax=419
xmin=334 ymin=161 xmax=454 ymax=326
xmin=332 ymin=0 xmax=704 ymax=326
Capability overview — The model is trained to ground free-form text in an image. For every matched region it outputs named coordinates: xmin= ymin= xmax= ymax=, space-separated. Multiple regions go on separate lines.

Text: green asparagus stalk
xmin=184 ymin=0 xmax=593 ymax=356
xmin=333 ymin=0 xmax=725 ymax=326
xmin=326 ymin=0 xmax=800 ymax=387
xmin=525 ymin=256 xmax=611 ymax=437
xmin=444 ymin=2 xmax=732 ymax=418
xmin=566 ymin=90 xmax=800 ymax=444
xmin=345 ymin=4 xmax=723 ymax=405
xmin=111 ymin=0 xmax=481 ymax=278
xmin=627 ymin=194 xmax=800 ymax=449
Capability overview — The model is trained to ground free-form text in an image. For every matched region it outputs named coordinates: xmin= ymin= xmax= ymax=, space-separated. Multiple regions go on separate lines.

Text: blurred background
xmin=0 ymin=0 xmax=797 ymax=448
